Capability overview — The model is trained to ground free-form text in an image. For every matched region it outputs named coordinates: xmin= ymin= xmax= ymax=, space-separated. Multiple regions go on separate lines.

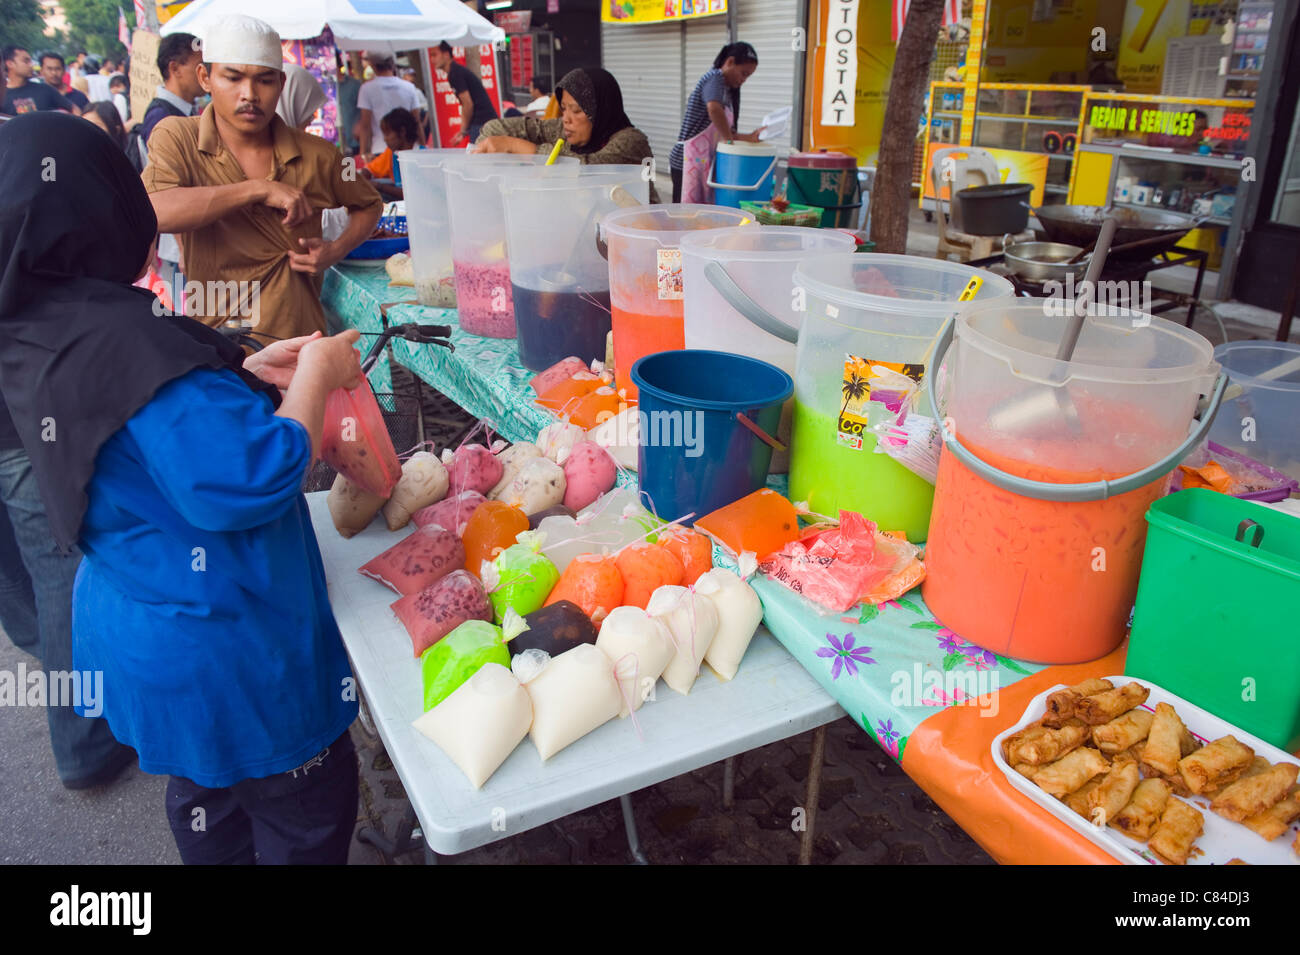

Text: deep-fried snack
xmin=1204 ymin=756 xmax=1271 ymax=796
xmin=1064 ymin=776 xmax=1104 ymax=818
xmin=1092 ymin=709 xmax=1154 ymax=754
xmin=1009 ymin=719 xmax=1090 ymax=766
xmin=1227 ymin=858 xmax=1249 ymax=865
xmin=1212 ymin=763 xmax=1300 ymax=822
xmin=1032 ymin=746 xmax=1110 ymax=797
xmin=1240 ymin=786 xmax=1300 ymax=841
xmin=1149 ymin=799 xmax=1204 ymax=865
xmin=1044 ymin=678 xmax=1114 ymax=727
xmin=1001 ymin=722 xmax=1049 ymax=765
xmin=1075 ymin=682 xmax=1149 ymax=725
xmin=1178 ymin=736 xmax=1255 ymax=795
xmin=1111 ymin=778 xmax=1171 ymax=841
xmin=1180 ymin=728 xmax=1199 ymax=757
xmin=1087 ymin=756 xmax=1142 ymax=826
xmin=1012 ymin=762 xmax=1036 ymax=778
xmin=1143 ymin=702 xmax=1188 ymax=776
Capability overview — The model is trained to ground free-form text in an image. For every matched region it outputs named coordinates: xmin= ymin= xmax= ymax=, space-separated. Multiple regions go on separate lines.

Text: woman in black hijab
xmin=472 ymin=67 xmax=658 ymax=198
xmin=0 ymin=112 xmax=365 ymax=863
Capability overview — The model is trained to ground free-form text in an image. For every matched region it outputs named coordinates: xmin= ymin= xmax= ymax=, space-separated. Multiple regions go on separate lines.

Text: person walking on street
xmin=430 ymin=41 xmax=497 ymax=147
xmin=669 ymin=42 xmax=764 ymax=203
xmin=142 ymin=15 xmax=382 ymax=344
xmin=40 ymin=52 xmax=88 ymax=113
xmin=2 ymin=46 xmax=73 ymax=115
xmin=355 ymin=51 xmax=423 ymax=163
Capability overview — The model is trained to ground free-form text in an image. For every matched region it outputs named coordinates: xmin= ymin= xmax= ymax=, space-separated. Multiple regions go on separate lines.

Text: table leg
xmin=723 ymin=756 xmax=736 ymax=809
xmin=620 ymin=793 xmax=650 ymax=865
xmin=799 ymin=725 xmax=827 ymax=866
xmin=1186 ymin=251 xmax=1207 ymax=331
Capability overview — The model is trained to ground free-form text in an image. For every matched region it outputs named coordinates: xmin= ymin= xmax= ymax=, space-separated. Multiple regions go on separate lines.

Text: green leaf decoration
xmin=858 ymin=604 xmax=879 ymax=625
xmin=997 ymin=655 xmax=1034 ymax=676
xmin=942 ymin=653 xmax=961 ymax=671
xmin=910 ymin=621 xmax=943 ymax=631
xmin=894 ymin=597 xmax=922 ymax=614
xmin=895 ymin=735 xmax=908 ymax=763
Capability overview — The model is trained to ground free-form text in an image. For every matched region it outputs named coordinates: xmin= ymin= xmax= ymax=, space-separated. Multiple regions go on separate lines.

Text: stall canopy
xmin=161 ymin=0 xmax=505 ymax=52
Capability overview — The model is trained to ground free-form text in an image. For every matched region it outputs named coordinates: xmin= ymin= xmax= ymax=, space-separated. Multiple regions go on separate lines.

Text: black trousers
xmin=671 ymin=166 xmax=682 ymax=203
xmin=165 ymin=731 xmax=359 ymax=865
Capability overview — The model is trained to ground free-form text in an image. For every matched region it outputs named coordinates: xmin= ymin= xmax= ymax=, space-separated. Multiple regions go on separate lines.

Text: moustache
xmin=235 ymin=105 xmax=263 ymax=115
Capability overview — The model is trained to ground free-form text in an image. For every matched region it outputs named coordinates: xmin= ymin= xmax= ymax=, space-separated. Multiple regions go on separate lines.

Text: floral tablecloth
xmin=323 ymin=262 xmax=1127 ymax=864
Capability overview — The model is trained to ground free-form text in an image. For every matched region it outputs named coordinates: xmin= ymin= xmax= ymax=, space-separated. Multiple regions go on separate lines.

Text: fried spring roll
xmin=1241 ymin=786 xmax=1300 ymax=841
xmin=1044 ymin=678 xmax=1113 ymax=727
xmin=1087 ymin=756 xmax=1142 ymax=826
xmin=1178 ymin=735 xmax=1256 ymax=795
xmin=1205 ymin=756 xmax=1272 ymax=796
xmin=1032 ymin=746 xmax=1110 ymax=797
xmin=1001 ymin=722 xmax=1049 ymax=765
xmin=1009 ymin=719 xmax=1090 ymax=766
xmin=1063 ymin=776 xmax=1104 ymax=818
xmin=1075 ymin=682 xmax=1149 ymax=725
xmin=1149 ymin=799 xmax=1204 ymax=866
xmin=1092 ymin=708 xmax=1154 ymax=754
xmin=1111 ymin=778 xmax=1171 ymax=841
xmin=1212 ymin=763 xmax=1300 ymax=823
xmin=1142 ymin=702 xmax=1188 ymax=776
xmin=1011 ymin=762 xmax=1037 ymax=779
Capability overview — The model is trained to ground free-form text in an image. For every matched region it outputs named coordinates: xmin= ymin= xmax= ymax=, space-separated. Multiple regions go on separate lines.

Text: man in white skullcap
xmin=144 ymin=14 xmax=382 ymax=345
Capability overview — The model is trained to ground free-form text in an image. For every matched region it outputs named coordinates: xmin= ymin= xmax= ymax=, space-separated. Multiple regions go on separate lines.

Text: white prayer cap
xmin=202 ymin=15 xmax=283 ymax=71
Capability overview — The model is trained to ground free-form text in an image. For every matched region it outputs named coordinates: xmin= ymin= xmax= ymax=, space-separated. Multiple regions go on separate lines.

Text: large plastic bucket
xmin=1127 ymin=490 xmax=1300 ymax=750
xmin=787 ymin=254 xmax=1014 ymax=540
xmin=397 ymin=148 xmax=467 ymax=308
xmin=630 ymin=350 xmax=792 ymax=522
xmin=709 ymin=142 xmax=778 ymax=208
xmin=786 ymin=150 xmax=861 ymax=228
xmin=1208 ymin=341 xmax=1300 ymax=481
xmin=601 ymin=204 xmax=753 ymax=398
xmin=923 ymin=300 xmax=1225 ymax=664
xmin=502 ymin=169 xmax=650 ymax=370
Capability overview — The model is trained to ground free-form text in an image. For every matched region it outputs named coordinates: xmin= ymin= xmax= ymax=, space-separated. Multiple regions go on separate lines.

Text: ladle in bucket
xmin=539 ymin=184 xmax=641 ymax=291
xmin=984 ymin=216 xmax=1118 ymax=435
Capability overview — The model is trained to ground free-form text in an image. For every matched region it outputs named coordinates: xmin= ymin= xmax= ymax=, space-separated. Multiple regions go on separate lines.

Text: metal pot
xmin=1003 ymin=241 xmax=1091 ymax=283
xmin=1031 ymin=204 xmax=1200 ymax=259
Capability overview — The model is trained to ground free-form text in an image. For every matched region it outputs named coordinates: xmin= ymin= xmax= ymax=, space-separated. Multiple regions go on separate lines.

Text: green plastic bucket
xmin=1127 ymin=489 xmax=1300 ymax=751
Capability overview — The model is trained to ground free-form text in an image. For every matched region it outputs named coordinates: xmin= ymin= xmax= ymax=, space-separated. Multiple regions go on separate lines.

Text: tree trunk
xmin=869 ymin=0 xmax=947 ymax=254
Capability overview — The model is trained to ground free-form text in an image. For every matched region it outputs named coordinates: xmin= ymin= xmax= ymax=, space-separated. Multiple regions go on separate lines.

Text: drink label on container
xmin=837 ymin=355 xmax=925 ymax=449
xmin=656 ymin=248 xmax=684 ymax=300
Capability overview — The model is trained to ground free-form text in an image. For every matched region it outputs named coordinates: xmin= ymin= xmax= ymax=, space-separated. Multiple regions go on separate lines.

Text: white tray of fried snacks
xmin=992 ymin=677 xmax=1300 ymax=865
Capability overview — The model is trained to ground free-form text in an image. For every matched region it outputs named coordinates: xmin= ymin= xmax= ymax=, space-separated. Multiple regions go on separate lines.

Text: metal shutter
xmin=735 ymin=0 xmax=800 ymax=149
xmin=602 ymin=22 xmax=683 ymax=173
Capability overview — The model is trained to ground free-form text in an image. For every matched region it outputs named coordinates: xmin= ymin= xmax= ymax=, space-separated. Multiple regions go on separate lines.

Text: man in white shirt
xmin=355 ymin=52 xmax=423 ymax=163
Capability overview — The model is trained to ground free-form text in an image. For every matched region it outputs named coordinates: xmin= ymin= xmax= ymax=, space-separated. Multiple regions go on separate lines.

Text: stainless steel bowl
xmin=1003 ymin=241 xmax=1091 ymax=283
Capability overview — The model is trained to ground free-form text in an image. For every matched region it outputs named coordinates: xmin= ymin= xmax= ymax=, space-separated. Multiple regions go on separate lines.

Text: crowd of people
xmin=0 ymin=12 xmax=766 ymax=865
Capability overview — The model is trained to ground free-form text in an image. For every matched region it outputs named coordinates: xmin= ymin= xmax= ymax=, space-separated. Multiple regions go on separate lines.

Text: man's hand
xmin=242 ymin=330 xmax=322 ymax=388
xmin=448 ymin=130 xmax=466 ymax=147
xmin=262 ymin=180 xmax=314 ymax=227
xmin=288 ymin=237 xmax=344 ymax=276
xmin=474 ymin=136 xmax=536 ymax=155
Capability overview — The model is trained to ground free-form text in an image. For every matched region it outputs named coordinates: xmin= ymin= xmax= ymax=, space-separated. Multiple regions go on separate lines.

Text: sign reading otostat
xmin=820 ymin=0 xmax=859 ymax=126
xmin=601 ymin=0 xmax=726 ymax=24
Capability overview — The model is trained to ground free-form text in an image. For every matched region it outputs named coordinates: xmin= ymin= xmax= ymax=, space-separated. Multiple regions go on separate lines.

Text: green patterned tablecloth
xmin=321 ymin=264 xmax=394 ymax=396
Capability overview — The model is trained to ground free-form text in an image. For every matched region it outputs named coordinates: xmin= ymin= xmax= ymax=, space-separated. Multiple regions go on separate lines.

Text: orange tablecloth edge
xmin=900 ymin=643 xmax=1130 ymax=865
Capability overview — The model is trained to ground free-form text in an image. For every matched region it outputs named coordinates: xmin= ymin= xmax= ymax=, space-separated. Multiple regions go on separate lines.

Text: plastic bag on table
xmin=321 ymin=378 xmax=403 ymax=497
xmin=757 ymin=511 xmax=882 ymax=614
xmin=860 ymin=531 xmax=926 ymax=606
xmin=411 ymin=662 xmax=532 ymax=789
xmin=419 ymin=611 xmax=528 ymax=712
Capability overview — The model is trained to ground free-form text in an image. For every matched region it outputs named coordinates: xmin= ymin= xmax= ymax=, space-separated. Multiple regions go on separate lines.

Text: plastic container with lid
xmin=786 ymin=149 xmax=861 ymax=228
xmin=1207 ymin=340 xmax=1300 ymax=481
xmin=787 ymin=253 xmax=1013 ymax=540
xmin=502 ymin=168 xmax=649 ymax=370
xmin=600 ymin=204 xmax=753 ymax=397
xmin=397 ymin=148 xmax=468 ymax=308
xmin=923 ymin=300 xmax=1224 ymax=664
xmin=709 ymin=141 xmax=778 ymax=209
xmin=443 ymin=155 xmax=579 ymax=338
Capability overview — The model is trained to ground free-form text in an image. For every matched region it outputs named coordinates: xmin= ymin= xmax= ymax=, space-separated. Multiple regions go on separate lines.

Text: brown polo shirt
xmin=143 ymin=104 xmax=382 ymax=342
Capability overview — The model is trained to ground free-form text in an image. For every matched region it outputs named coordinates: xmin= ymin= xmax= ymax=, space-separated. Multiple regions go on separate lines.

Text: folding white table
xmin=307 ymin=492 xmax=844 ymax=862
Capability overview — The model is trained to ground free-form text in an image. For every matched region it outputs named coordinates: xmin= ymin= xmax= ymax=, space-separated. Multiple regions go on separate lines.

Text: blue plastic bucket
xmin=630 ymin=349 xmax=793 ymax=522
xmin=709 ymin=142 xmax=778 ymax=209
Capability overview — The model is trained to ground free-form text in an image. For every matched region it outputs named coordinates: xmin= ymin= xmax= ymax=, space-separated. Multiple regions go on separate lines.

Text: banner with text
xmin=602 ymin=0 xmax=726 ymax=24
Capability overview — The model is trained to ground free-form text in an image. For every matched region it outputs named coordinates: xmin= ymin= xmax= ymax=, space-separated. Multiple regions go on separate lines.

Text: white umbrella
xmin=161 ymin=0 xmax=505 ymax=52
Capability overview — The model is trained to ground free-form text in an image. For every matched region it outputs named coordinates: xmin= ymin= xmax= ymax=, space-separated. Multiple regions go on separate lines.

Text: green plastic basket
xmin=739 ymin=200 xmax=824 ymax=228
xmin=1127 ymin=489 xmax=1300 ymax=751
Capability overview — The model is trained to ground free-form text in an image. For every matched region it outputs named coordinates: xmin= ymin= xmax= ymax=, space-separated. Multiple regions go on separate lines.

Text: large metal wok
xmin=1031 ymin=204 xmax=1200 ymax=259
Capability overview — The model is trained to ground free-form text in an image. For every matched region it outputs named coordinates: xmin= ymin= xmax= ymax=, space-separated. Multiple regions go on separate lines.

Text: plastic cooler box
xmin=1126 ymin=489 xmax=1300 ymax=751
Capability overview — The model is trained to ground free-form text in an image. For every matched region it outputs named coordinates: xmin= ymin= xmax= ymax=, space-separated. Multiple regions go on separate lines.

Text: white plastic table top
xmin=307 ymin=491 xmax=844 ymax=856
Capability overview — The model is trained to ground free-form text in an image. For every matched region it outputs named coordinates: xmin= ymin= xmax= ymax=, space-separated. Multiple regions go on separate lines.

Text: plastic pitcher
xmin=923 ymin=300 xmax=1225 ymax=664
xmin=601 ymin=204 xmax=753 ymax=398
xmin=786 ymin=254 xmax=1013 ymax=540
xmin=681 ymin=226 xmax=856 ymax=376
xmin=630 ymin=350 xmax=791 ymax=522
xmin=709 ymin=141 xmax=778 ymax=208
xmin=444 ymin=155 xmax=579 ymax=338
xmin=501 ymin=169 xmax=649 ymax=371
xmin=1208 ymin=341 xmax=1300 ymax=481
xmin=397 ymin=149 xmax=466 ymax=308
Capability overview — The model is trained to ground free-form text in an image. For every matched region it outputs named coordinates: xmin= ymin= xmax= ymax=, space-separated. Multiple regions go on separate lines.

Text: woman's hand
xmin=738 ymin=127 xmax=767 ymax=143
xmin=297 ymin=329 xmax=364 ymax=393
xmin=243 ymin=331 xmax=322 ymax=388
xmin=474 ymin=135 xmax=537 ymax=155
